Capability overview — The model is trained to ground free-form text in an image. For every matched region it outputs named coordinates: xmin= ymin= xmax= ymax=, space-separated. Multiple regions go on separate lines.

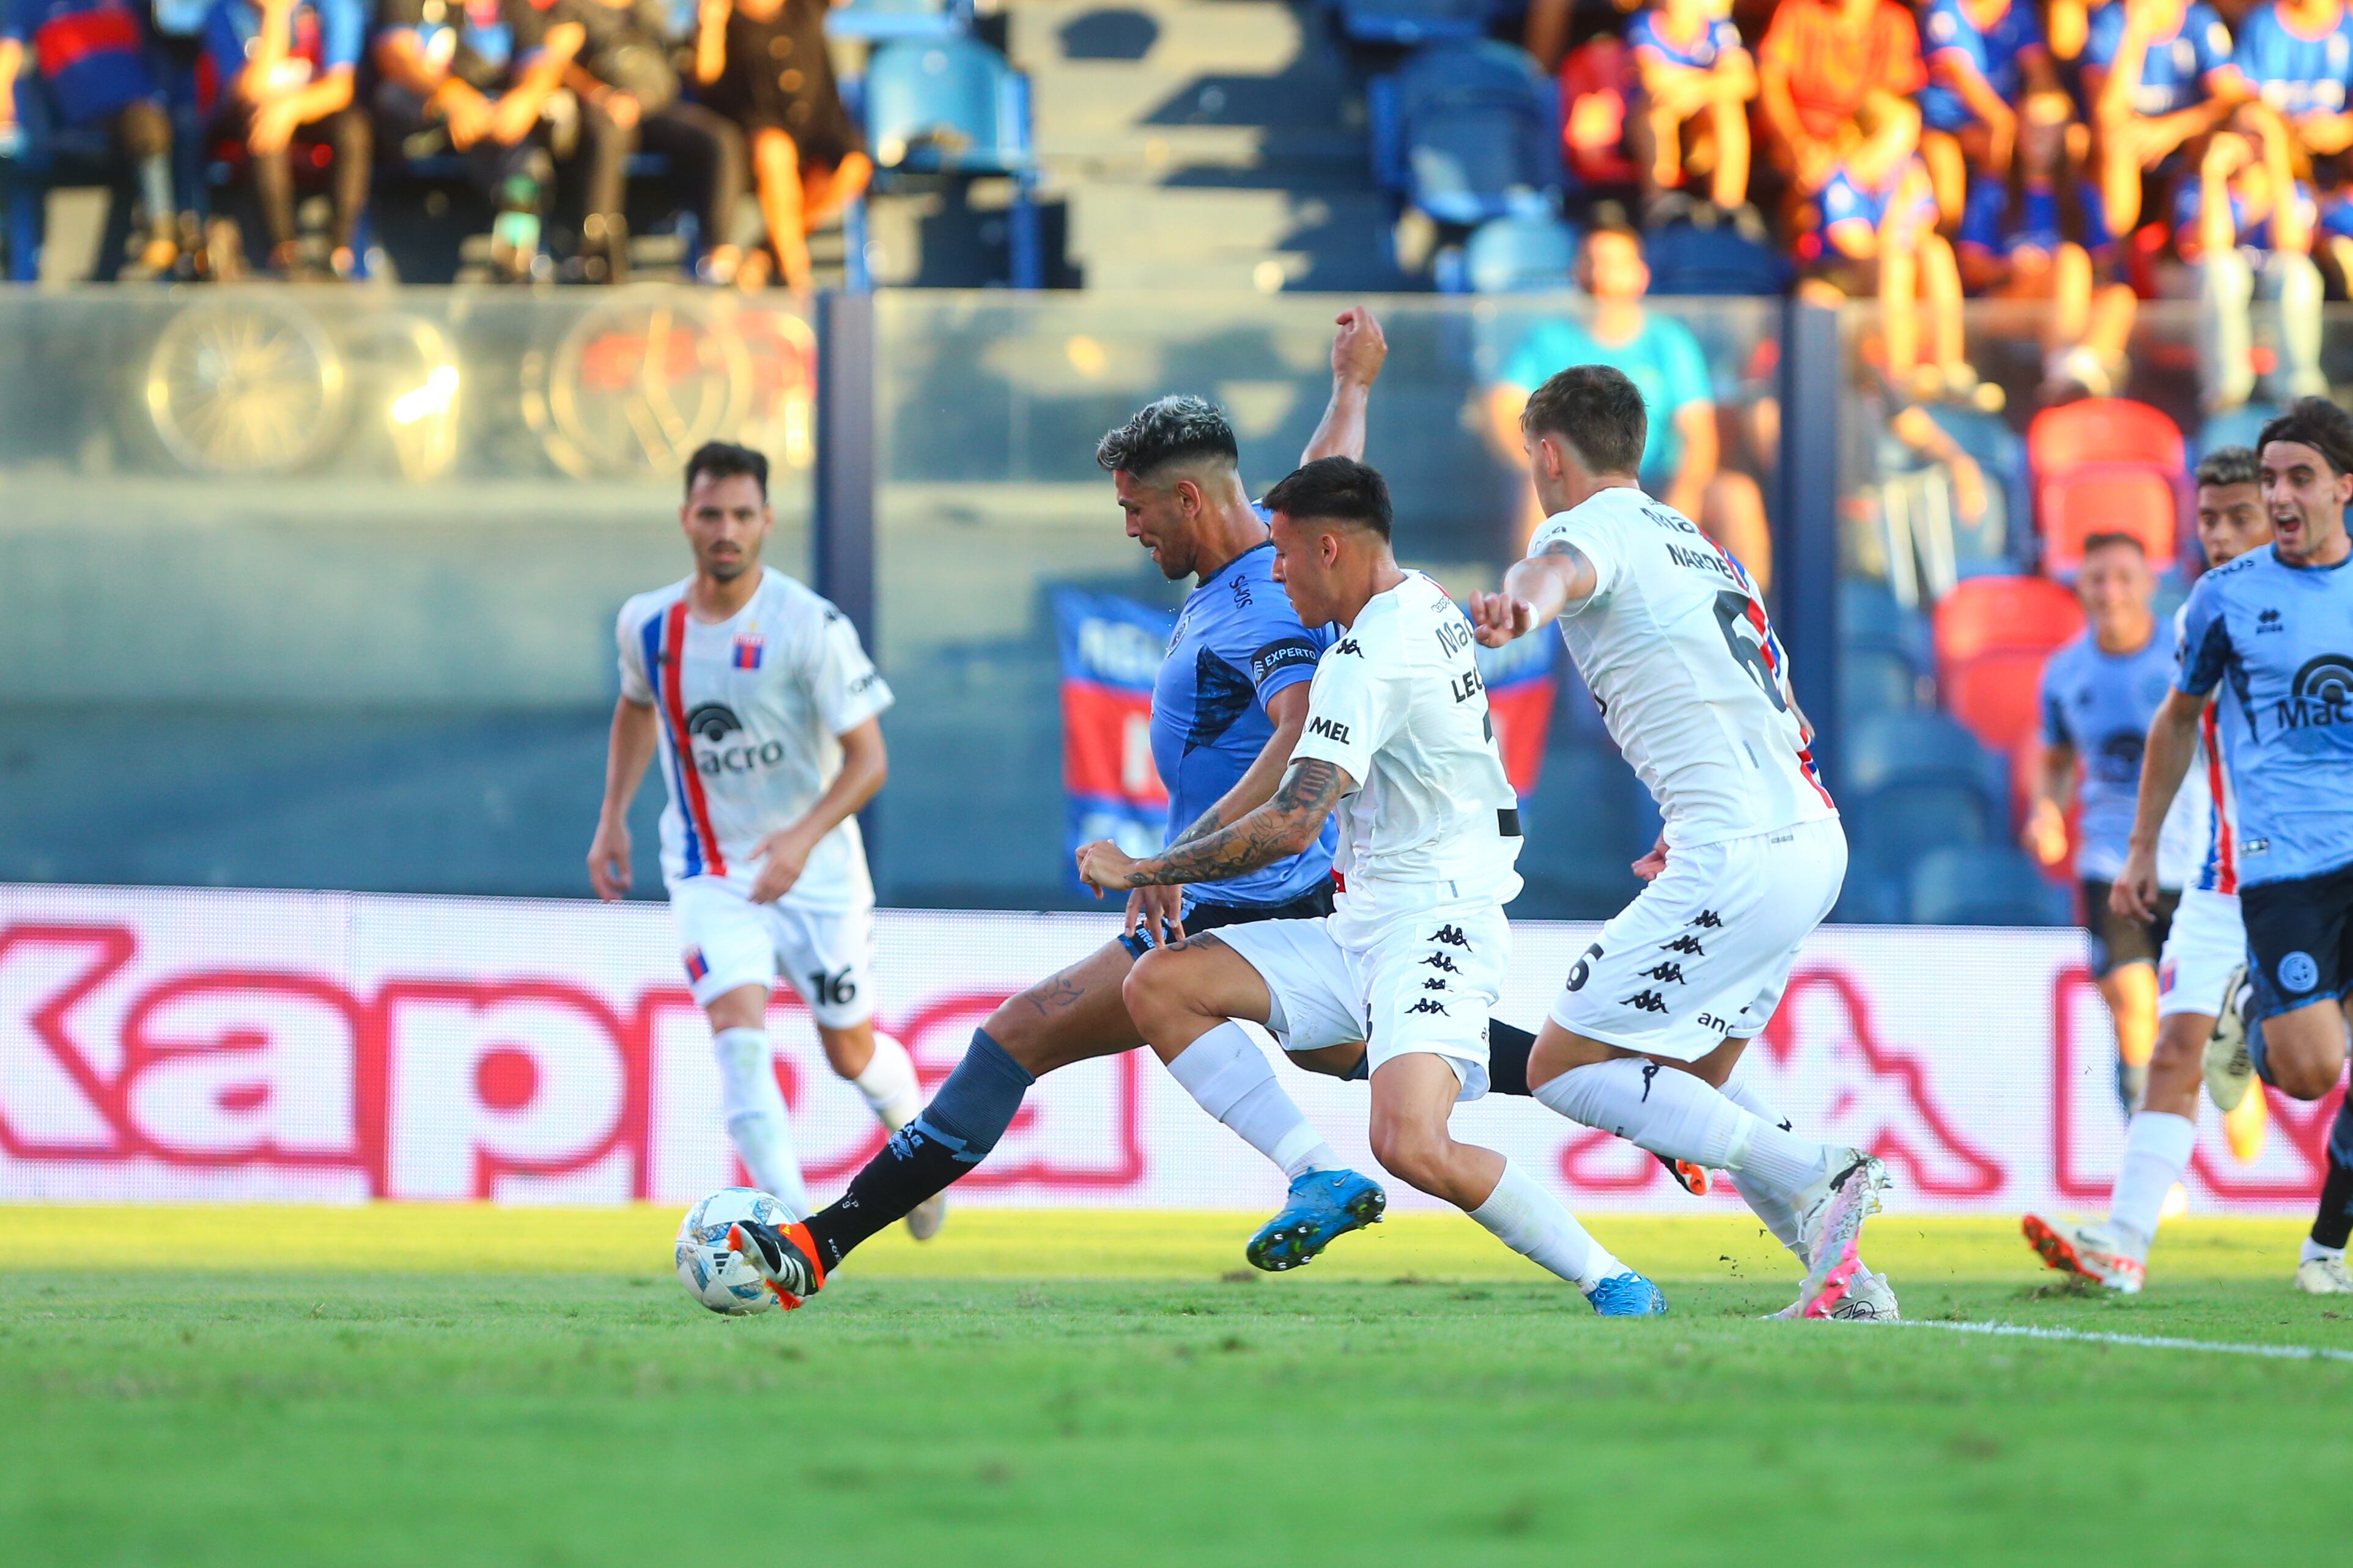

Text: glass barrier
xmin=1828 ymin=297 xmax=2353 ymax=927
xmin=0 ymin=285 xmax=814 ymax=897
xmin=869 ymin=290 xmax=1786 ymax=918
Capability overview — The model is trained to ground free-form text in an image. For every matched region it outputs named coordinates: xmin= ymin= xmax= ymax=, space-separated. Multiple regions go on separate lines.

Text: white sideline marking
xmin=1893 ymin=1317 xmax=2353 ymax=1364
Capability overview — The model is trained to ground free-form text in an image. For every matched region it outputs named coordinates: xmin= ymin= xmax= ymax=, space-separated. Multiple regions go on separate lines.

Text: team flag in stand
xmin=1474 ymin=627 xmax=1558 ymax=799
xmin=1052 ymin=590 xmax=1176 ymax=884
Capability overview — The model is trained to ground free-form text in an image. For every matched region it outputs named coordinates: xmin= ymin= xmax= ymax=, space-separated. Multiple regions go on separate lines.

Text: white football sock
xmin=2108 ymin=1111 xmax=2195 ymax=1248
xmin=713 ymin=1027 xmax=808 ymax=1213
xmin=1535 ymin=1058 xmax=1828 ymax=1197
xmin=1165 ymin=1021 xmax=1340 ymax=1180
xmin=1469 ymin=1160 xmax=1625 ymax=1292
xmin=2303 ymin=1237 xmax=2346 ymax=1265
xmin=851 ymin=1030 xmax=924 ymax=1132
xmin=1718 ymin=1055 xmax=1804 ymax=1257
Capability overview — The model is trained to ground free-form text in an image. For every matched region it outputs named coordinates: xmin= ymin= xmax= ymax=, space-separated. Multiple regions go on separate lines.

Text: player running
xmin=2023 ymin=447 xmax=2274 ymax=1292
xmin=1093 ymin=457 xmax=1669 ymax=1316
xmin=2108 ymin=400 xmax=2353 ymax=1295
xmin=726 ymin=312 xmax=1505 ymax=1309
xmin=1468 ymin=364 xmax=1894 ymax=1321
xmin=589 ymin=441 xmax=937 ymax=1237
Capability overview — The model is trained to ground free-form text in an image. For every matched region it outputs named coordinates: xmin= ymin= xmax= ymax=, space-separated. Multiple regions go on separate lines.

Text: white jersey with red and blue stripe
xmin=1533 ymin=485 xmax=1838 ymax=850
xmin=2158 ymin=602 xmax=2238 ymax=894
xmin=616 ymin=569 xmax=893 ymax=910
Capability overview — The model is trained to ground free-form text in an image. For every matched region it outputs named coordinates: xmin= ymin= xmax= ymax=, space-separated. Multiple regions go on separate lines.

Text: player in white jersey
xmin=1467 ymin=364 xmax=1893 ymax=1320
xmin=1080 ymin=457 xmax=1669 ymax=1315
xmin=588 ymin=441 xmax=937 ymax=1236
xmin=2024 ymin=447 xmax=2275 ymax=1291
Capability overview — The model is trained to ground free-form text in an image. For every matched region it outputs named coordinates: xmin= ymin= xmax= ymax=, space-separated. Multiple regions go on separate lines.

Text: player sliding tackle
xmin=1087 ymin=457 xmax=1668 ymax=1314
xmin=731 ymin=312 xmax=1554 ymax=1309
xmin=1468 ymin=365 xmax=1893 ymax=1320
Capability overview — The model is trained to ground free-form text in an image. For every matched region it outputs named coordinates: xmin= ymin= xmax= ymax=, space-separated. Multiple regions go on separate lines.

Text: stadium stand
xmin=855 ymin=34 xmax=1041 ymax=288
xmin=1907 ymin=843 xmax=2072 ymax=927
xmin=2026 ymin=398 xmax=2188 ymax=574
xmin=1369 ymin=39 xmax=1562 ymax=230
xmin=1454 ymin=207 xmax=1577 ymax=293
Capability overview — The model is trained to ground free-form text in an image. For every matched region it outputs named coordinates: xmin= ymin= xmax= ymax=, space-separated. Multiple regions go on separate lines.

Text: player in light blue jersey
xmin=2026 ymin=532 xmax=2182 ymax=1113
xmin=2116 ymin=399 xmax=2353 ymax=1293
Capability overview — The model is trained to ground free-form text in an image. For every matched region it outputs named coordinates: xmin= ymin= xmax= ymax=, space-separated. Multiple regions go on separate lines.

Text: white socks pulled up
xmin=1469 ymin=1160 xmax=1625 ymax=1292
xmin=713 ymin=1026 xmax=808 ymax=1213
xmin=1165 ymin=1021 xmax=1340 ymax=1180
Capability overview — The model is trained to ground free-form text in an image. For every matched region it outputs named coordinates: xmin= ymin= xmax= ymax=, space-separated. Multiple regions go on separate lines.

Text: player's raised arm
xmin=1469 ymin=539 xmax=1599 ymax=647
xmin=1299 ymin=307 xmax=1387 ymax=464
xmin=1077 ymin=756 xmax=1353 ymax=893
xmin=2111 ymin=688 xmax=2207 ymax=922
xmin=589 ymin=694 xmax=658 ymax=900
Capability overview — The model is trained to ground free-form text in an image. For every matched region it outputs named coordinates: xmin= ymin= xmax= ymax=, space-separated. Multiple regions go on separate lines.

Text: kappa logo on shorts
xmin=1406 ymin=998 xmax=1449 ymax=1016
xmin=1660 ymin=935 xmax=1706 ymax=956
xmin=1422 ymin=978 xmax=1449 ymax=992
xmin=1621 ymin=990 xmax=1670 ymax=1014
xmin=1639 ymin=961 xmax=1687 ymax=984
xmin=1691 ymin=910 xmax=1723 ymax=929
xmin=1430 ymin=924 xmax=1471 ymax=948
xmin=1639 ymin=1062 xmax=1661 ymax=1101
xmin=1419 ymin=953 xmax=1463 ymax=974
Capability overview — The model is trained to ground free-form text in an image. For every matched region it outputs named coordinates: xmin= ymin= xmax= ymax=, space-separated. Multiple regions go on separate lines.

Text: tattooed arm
xmin=1468 ymin=537 xmax=1598 ymax=647
xmin=1078 ymin=758 xmax=1353 ymax=893
xmin=1121 ymin=683 xmax=1314 ymax=936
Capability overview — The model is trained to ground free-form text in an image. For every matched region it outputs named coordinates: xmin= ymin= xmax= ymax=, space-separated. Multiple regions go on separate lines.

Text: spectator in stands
xmin=2025 ymin=530 xmax=2177 ymax=1112
xmin=2082 ymin=0 xmax=2246 ymax=235
xmin=1553 ymin=9 xmax=1639 ymax=192
xmin=1757 ymin=0 xmax=1925 ymax=197
xmin=1483 ymin=221 xmax=1773 ymax=583
xmin=1954 ymin=102 xmax=2138 ymax=397
xmin=2178 ymin=117 xmax=2327 ymax=410
xmin=560 ymin=0 xmax=747 ymax=284
xmin=372 ymin=0 xmax=582 ymax=283
xmin=1798 ymin=106 xmax=1971 ymax=400
xmin=2234 ymin=0 xmax=2353 ymax=160
xmin=1918 ymin=0 xmax=2061 ymax=227
xmin=0 ymin=0 xmax=180 ymax=274
xmin=201 ymin=0 xmax=371 ymax=279
xmin=694 ymin=0 xmax=869 ymax=293
xmin=1625 ymin=0 xmax=1758 ymax=231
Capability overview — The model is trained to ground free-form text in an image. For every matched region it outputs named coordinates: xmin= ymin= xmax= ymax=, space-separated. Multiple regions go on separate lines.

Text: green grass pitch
xmin=4 ymin=1205 xmax=2347 ymax=1566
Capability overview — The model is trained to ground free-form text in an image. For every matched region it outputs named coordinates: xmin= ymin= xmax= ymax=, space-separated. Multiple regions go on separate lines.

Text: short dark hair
xmin=684 ymin=440 xmax=768 ymax=499
xmin=2078 ymin=531 xmax=2146 ymax=560
xmin=2257 ymin=396 xmax=2353 ymax=477
xmin=1521 ymin=364 xmax=1647 ymax=477
xmin=1261 ymin=455 xmax=1392 ymax=540
xmin=1094 ymin=395 xmax=1239 ymax=480
xmin=2194 ymin=445 xmax=2261 ymax=491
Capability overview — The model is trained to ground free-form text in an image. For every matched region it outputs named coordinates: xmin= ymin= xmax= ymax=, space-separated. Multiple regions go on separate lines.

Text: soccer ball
xmin=675 ymin=1187 xmax=792 ymax=1316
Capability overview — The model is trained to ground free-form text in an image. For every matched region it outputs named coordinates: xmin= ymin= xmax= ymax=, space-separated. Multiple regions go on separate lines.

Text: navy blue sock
xmin=2315 ymin=1098 xmax=2353 ymax=1253
xmin=802 ymin=1028 xmax=1034 ymax=1270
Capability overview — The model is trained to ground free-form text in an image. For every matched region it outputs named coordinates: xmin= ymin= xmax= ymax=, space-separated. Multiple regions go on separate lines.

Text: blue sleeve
xmin=2040 ymin=656 xmax=2074 ymax=748
xmin=2176 ymin=580 xmax=2232 ymax=697
xmin=319 ymin=0 xmax=363 ymax=70
xmin=1655 ymin=317 xmax=1712 ymax=412
xmin=1246 ymin=631 xmax=1324 ymax=702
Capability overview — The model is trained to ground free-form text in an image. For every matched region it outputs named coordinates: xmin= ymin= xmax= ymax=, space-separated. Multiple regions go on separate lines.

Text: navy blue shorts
xmin=1115 ymin=882 xmax=1336 ymax=961
xmin=2241 ymin=861 xmax=2353 ymax=1020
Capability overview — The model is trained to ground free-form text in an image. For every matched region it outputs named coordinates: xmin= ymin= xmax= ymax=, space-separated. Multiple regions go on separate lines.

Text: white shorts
xmin=2157 ymin=887 xmax=2246 ymax=1021
xmin=1214 ymin=900 xmax=1508 ymax=1101
xmin=670 ymin=878 xmax=876 ymax=1028
xmin=1551 ymin=816 xmax=1848 ymax=1063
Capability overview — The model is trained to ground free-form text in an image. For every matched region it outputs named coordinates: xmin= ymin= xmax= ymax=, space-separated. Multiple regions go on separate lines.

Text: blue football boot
xmin=1246 ymin=1168 xmax=1387 ymax=1272
xmin=1587 ymin=1271 xmax=1669 ymax=1316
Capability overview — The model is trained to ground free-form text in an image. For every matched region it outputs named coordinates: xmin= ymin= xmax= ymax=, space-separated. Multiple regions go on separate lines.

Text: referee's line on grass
xmin=1893 ymin=1317 xmax=2353 ymax=1363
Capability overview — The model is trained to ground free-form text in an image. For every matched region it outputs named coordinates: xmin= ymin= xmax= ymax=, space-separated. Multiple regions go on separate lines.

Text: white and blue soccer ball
xmin=675 ymin=1187 xmax=792 ymax=1316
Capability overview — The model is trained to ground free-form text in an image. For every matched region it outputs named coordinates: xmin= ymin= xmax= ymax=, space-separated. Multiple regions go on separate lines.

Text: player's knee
xmin=1367 ymin=1116 xmax=1449 ymax=1193
xmin=2147 ymin=1018 xmax=2204 ymax=1078
xmin=1121 ymin=948 xmax=1191 ymax=1035
xmin=2271 ymin=1046 xmax=2343 ymax=1102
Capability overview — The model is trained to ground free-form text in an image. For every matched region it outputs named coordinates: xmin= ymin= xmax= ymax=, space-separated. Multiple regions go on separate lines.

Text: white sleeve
xmin=1287 ymin=642 xmax=1394 ymax=788
xmin=616 ymin=603 xmax=655 ymax=705
xmin=1530 ymin=509 xmax=1622 ymax=612
xmin=805 ymin=603 xmax=894 ymax=736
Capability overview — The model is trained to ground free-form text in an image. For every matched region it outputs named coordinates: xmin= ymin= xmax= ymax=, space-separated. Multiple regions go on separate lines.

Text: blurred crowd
xmin=0 ymin=0 xmax=866 ymax=285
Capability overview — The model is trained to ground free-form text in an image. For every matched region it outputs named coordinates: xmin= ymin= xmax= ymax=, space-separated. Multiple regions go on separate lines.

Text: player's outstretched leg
xmin=2297 ymin=1096 xmax=2353 ymax=1294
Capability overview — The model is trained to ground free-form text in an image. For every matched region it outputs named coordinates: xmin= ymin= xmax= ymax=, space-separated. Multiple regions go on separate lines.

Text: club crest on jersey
xmin=684 ymin=948 xmax=710 ymax=982
xmin=731 ymin=633 xmax=765 ymax=670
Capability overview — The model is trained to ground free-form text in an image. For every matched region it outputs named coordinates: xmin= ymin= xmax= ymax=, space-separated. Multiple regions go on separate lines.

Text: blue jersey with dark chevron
xmin=1150 ymin=534 xmax=1337 ymax=907
xmin=2178 ymin=543 xmax=2353 ymax=886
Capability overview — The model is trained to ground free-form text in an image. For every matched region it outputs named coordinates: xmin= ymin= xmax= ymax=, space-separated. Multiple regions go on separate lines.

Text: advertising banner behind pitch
xmin=0 ymin=883 xmax=2338 ymax=1215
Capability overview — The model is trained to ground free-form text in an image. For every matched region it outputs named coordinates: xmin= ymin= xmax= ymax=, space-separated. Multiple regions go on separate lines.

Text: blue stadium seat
xmin=1843 ymin=710 xmax=2005 ymax=801
xmin=826 ymin=0 xmax=971 ymax=43
xmin=1908 ymin=845 xmax=2072 ymax=927
xmin=1839 ymin=644 xmax=1921 ymax=724
xmin=1838 ymin=579 xmax=1932 ymax=671
xmin=1846 ymin=782 xmax=1996 ymax=881
xmin=1830 ymin=872 xmax=1906 ymax=925
xmin=1369 ymin=41 xmax=1561 ymax=228
xmin=1456 ymin=211 xmax=1576 ymax=293
xmin=858 ymin=37 xmax=1040 ymax=287
xmin=1332 ymin=0 xmax=1498 ymax=47
xmin=1641 ymin=219 xmax=1792 ymax=296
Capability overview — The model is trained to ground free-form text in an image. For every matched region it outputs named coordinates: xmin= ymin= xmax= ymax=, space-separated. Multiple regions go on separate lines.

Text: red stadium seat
xmin=1930 ymin=575 xmax=2083 ymax=676
xmin=1943 ymin=649 xmax=2048 ymax=753
xmin=2026 ymin=399 xmax=2187 ymax=574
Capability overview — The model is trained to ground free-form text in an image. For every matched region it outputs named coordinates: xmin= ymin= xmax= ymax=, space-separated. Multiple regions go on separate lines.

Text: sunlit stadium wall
xmin=1 ymin=882 xmax=2333 ymax=1216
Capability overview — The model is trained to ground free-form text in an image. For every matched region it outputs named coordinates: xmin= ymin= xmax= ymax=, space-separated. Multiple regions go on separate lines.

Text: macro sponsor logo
xmin=682 ymin=702 xmax=788 ymax=776
xmin=2272 ymin=655 xmax=2353 ymax=734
